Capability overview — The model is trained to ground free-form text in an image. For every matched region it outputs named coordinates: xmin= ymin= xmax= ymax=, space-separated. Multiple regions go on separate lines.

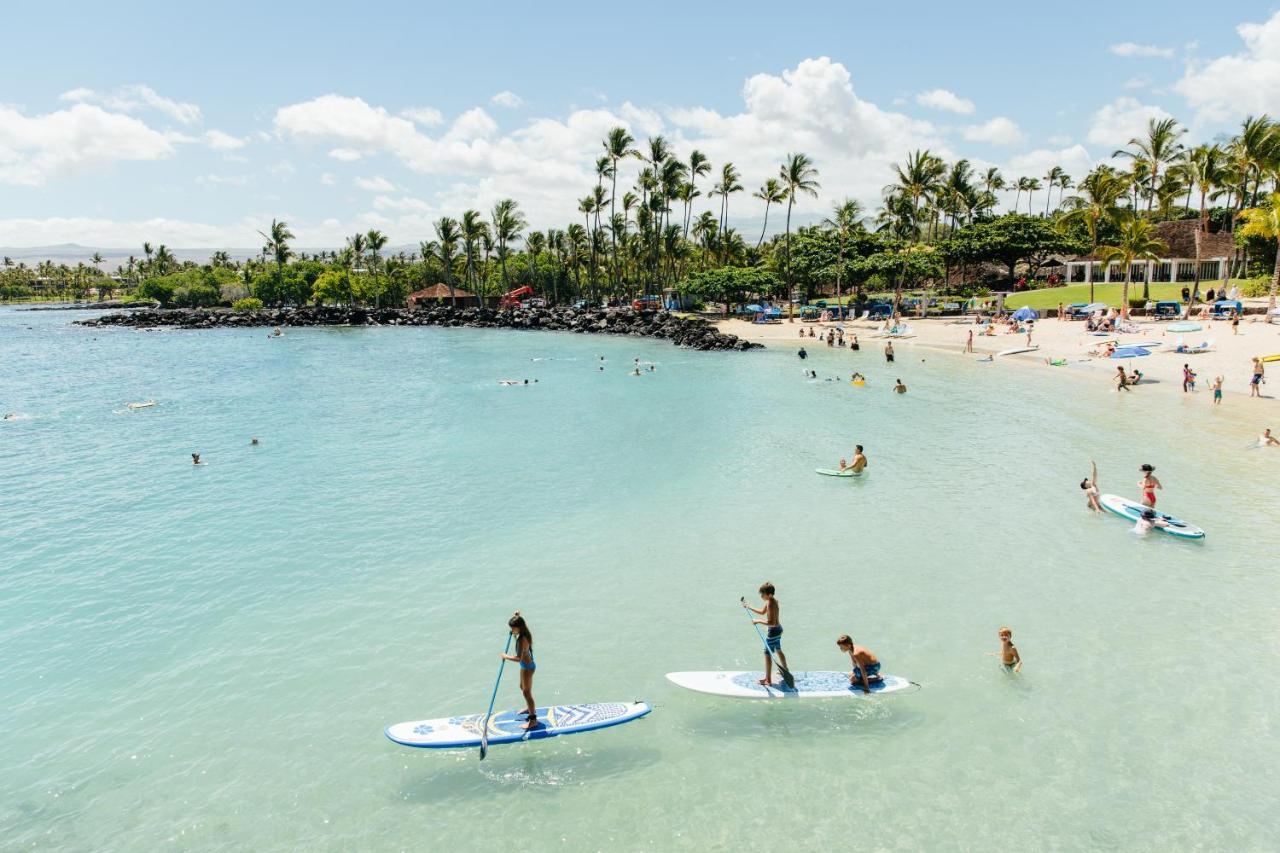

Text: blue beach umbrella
xmin=1012 ymin=306 xmax=1038 ymax=321
xmin=1111 ymin=346 xmax=1151 ymax=359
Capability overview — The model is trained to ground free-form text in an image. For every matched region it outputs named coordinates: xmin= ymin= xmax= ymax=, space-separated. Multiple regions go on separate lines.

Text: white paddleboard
xmin=1099 ymin=494 xmax=1205 ymax=540
xmin=815 ymin=468 xmax=861 ymax=477
xmin=666 ymin=670 xmax=912 ymax=699
xmin=996 ymin=346 xmax=1039 ymax=356
xmin=385 ymin=701 xmax=650 ymax=749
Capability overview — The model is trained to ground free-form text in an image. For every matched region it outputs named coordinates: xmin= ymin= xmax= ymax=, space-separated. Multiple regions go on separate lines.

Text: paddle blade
xmin=479 ymin=739 xmax=488 ymax=761
xmin=779 ymin=663 xmax=796 ymax=689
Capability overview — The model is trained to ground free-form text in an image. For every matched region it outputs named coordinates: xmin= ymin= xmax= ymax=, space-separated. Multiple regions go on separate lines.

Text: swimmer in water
xmin=986 ymin=627 xmax=1022 ymax=672
xmin=893 ymin=379 xmax=906 ymax=394
xmin=1259 ymin=428 xmax=1280 ymax=447
xmin=127 ymin=399 xmax=156 ymax=409
xmin=1133 ymin=507 xmax=1169 ymax=536
xmin=1080 ymin=460 xmax=1102 ymax=512
xmin=191 ymin=453 xmax=202 ymax=465
xmin=848 ymin=444 xmax=867 ymax=473
xmin=250 ymin=438 xmax=260 ymax=446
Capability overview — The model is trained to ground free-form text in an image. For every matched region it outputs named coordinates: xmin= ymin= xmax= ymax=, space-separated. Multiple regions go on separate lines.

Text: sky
xmin=2 ymin=0 xmax=1279 ymax=250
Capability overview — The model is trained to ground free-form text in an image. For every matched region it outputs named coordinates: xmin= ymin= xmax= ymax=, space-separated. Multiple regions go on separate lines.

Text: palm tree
xmin=885 ymin=151 xmax=944 ymax=240
xmin=752 ymin=179 xmax=787 ymax=248
xmin=345 ymin=232 xmax=366 ymax=305
xmin=982 ymin=167 xmax=1006 ymax=212
xmin=686 ymin=150 xmax=711 ymax=237
xmin=1182 ymin=144 xmax=1227 ymax=314
xmin=153 ymin=244 xmax=176 ymax=277
xmin=362 ymin=230 xmax=387 ymax=307
xmin=1055 ymin=172 xmax=1074 ymax=212
xmin=1238 ymin=192 xmax=1280 ymax=312
xmin=1115 ymin=118 xmax=1185 ymax=213
xmin=779 ymin=152 xmax=821 ymax=306
xmin=460 ymin=210 xmax=488 ymax=306
xmin=602 ymin=126 xmax=636 ymax=287
xmin=433 ymin=217 xmax=461 ymax=308
xmin=1024 ymin=178 xmax=1042 ymax=215
xmin=712 ymin=163 xmax=743 ymax=245
xmin=254 ymin=220 xmax=295 ymax=305
xmin=1097 ymin=210 xmax=1168 ymax=314
xmin=824 ymin=199 xmax=864 ymax=310
xmin=142 ymin=242 xmax=154 ymax=279
xmin=491 ymin=198 xmax=526 ymax=293
xmin=1064 ymin=166 xmax=1128 ymax=302
xmin=1013 ymin=177 xmax=1028 ymax=213
xmin=1043 ymin=167 xmax=1065 ymax=215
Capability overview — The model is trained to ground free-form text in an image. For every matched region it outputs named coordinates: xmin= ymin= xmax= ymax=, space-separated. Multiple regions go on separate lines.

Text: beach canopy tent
xmin=1065 ymin=302 xmax=1091 ymax=319
xmin=1084 ymin=302 xmax=1108 ymax=315
xmin=1154 ymin=301 xmax=1182 ymax=318
xmin=1012 ymin=306 xmax=1038 ymax=321
xmin=743 ymin=304 xmax=764 ymax=313
xmin=867 ymin=303 xmax=893 ymax=319
xmin=1212 ymin=300 xmax=1243 ymax=318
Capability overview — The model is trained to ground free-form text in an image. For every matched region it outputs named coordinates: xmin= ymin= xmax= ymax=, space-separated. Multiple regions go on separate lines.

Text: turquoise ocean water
xmin=2 ymin=306 xmax=1278 ymax=851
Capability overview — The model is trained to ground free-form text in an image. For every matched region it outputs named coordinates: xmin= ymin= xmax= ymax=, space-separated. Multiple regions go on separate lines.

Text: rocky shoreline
xmin=77 ymin=305 xmax=762 ymax=351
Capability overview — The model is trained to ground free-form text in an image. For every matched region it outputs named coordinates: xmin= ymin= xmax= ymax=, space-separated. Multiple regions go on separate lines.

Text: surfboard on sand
xmin=996 ymin=346 xmax=1039 ymax=356
xmin=385 ymin=701 xmax=650 ymax=748
xmin=665 ymin=671 xmax=912 ymax=699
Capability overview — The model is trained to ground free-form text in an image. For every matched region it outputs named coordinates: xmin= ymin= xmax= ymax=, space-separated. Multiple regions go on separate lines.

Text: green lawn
xmin=995 ymin=281 xmax=1251 ymax=312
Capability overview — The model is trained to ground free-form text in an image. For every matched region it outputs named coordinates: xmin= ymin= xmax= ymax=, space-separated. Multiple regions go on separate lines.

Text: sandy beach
xmin=718 ymin=313 xmax=1280 ymax=402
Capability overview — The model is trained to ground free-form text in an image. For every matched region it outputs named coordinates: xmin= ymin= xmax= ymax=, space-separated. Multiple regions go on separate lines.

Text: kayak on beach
xmin=1099 ymin=494 xmax=1206 ymax=540
xmin=666 ymin=670 xmax=912 ymax=699
xmin=815 ymin=468 xmax=861 ymax=477
xmin=385 ymin=701 xmax=650 ymax=749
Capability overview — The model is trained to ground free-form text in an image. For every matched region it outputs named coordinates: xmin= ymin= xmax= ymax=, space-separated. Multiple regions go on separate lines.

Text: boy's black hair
xmin=759 ymin=582 xmax=775 ymax=596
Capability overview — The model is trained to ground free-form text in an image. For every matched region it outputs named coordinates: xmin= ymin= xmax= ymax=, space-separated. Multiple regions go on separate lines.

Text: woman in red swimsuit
xmin=1138 ymin=464 xmax=1162 ymax=507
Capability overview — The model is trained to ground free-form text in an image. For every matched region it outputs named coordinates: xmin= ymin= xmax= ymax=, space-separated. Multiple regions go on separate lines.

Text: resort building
xmin=1063 ymin=220 xmax=1233 ymax=285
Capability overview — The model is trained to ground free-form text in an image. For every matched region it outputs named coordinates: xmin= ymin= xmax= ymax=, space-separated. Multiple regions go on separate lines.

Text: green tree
xmin=1238 ymin=192 xmax=1280 ymax=312
xmin=255 ymin=219 xmax=295 ymax=306
xmin=1097 ymin=210 xmax=1169 ymax=312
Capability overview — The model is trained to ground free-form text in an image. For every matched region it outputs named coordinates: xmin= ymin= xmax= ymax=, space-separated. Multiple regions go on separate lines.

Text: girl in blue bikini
xmin=501 ymin=611 xmax=538 ymax=729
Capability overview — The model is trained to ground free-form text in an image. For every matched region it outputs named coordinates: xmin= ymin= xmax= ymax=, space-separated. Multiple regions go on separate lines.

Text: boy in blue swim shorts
xmin=836 ymin=634 xmax=882 ymax=693
xmin=744 ymin=582 xmax=789 ymax=687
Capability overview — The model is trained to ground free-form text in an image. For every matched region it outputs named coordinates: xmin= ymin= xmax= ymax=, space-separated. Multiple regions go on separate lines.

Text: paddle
xmin=479 ymin=633 xmax=513 ymax=761
xmin=740 ymin=597 xmax=796 ymax=689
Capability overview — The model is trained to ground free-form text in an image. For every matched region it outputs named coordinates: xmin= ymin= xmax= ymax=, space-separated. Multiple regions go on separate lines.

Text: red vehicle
xmin=500 ymin=285 xmax=534 ymax=309
xmin=631 ymin=295 xmax=662 ymax=311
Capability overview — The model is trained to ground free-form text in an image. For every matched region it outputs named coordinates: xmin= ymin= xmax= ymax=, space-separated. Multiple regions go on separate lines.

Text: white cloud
xmin=1109 ymin=42 xmax=1175 ymax=59
xmin=961 ymin=116 xmax=1025 ymax=146
xmin=319 ymin=172 xmax=336 ymax=185
xmin=354 ymin=175 xmax=395 ymax=191
xmin=490 ymin=91 xmax=524 ymax=109
xmin=1175 ymin=10 xmax=1280 ymax=123
xmin=372 ymin=195 xmax=431 ymax=212
xmin=1086 ymin=97 xmax=1172 ymax=147
xmin=915 ymin=88 xmax=975 ymax=114
xmin=0 ymin=216 xmax=262 ymax=247
xmin=204 ymin=129 xmax=246 ymax=150
xmin=400 ymin=107 xmax=444 ymax=126
xmin=272 ymin=58 xmax=942 ymax=232
xmin=0 ymin=103 xmax=177 ymax=186
xmin=328 ymin=147 xmax=363 ymax=161
xmin=59 ymin=84 xmax=201 ymax=124
xmin=195 ymin=174 xmax=248 ymax=187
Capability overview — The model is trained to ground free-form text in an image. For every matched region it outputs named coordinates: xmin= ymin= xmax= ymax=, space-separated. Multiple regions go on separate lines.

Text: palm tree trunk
xmin=1269 ymin=248 xmax=1280 ymax=313
xmin=784 ymin=196 xmax=794 ymax=315
xmin=756 ymin=201 xmax=770 ymax=249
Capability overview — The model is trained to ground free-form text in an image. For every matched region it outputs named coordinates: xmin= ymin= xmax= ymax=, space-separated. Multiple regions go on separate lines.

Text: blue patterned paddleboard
xmin=385 ymin=701 xmax=650 ymax=748
xmin=665 ymin=671 xmax=912 ymax=699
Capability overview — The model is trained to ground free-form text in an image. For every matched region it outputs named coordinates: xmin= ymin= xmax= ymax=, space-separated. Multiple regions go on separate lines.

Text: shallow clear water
xmin=2 ymin=306 xmax=1278 ymax=851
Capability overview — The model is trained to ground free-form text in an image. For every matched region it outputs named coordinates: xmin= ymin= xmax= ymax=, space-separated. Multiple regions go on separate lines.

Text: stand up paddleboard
xmin=385 ymin=701 xmax=650 ymax=749
xmin=815 ymin=468 xmax=861 ymax=477
xmin=996 ymin=346 xmax=1039 ymax=356
xmin=1099 ymin=494 xmax=1205 ymax=540
xmin=666 ymin=671 xmax=911 ymax=699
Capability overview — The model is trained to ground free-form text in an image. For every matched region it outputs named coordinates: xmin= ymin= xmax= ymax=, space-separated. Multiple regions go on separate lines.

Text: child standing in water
xmin=743 ymin=583 xmax=788 ymax=687
xmin=988 ymin=626 xmax=1022 ymax=672
xmin=1138 ymin=464 xmax=1161 ymax=508
xmin=500 ymin=611 xmax=537 ymax=729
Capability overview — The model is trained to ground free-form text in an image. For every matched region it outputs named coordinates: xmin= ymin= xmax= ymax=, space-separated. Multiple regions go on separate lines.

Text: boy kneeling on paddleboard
xmin=836 ymin=635 xmax=883 ymax=694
